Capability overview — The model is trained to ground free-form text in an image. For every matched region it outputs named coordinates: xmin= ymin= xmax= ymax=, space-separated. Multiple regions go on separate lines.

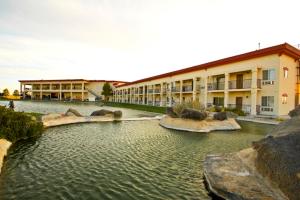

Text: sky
xmin=0 ymin=0 xmax=299 ymax=92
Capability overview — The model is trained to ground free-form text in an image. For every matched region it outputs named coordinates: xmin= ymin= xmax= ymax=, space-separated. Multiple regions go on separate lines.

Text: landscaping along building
xmin=20 ymin=43 xmax=300 ymax=116
xmin=19 ymin=79 xmax=126 ymax=102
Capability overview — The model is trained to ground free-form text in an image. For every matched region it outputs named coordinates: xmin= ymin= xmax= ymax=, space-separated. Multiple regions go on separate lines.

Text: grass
xmin=105 ymin=102 xmax=167 ymax=114
xmin=0 ymin=95 xmax=21 ymax=100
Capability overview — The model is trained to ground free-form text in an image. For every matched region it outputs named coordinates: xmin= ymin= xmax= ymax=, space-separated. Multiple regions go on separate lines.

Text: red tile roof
xmin=117 ymin=43 xmax=300 ymax=88
xmin=19 ymin=79 xmax=128 ymax=84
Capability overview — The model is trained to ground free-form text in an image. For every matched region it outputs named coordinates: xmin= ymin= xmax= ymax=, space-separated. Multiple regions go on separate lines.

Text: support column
xmin=59 ymin=83 xmax=62 ymax=101
xmin=192 ymin=77 xmax=197 ymax=102
xmin=179 ymin=80 xmax=183 ymax=104
xmin=142 ymin=85 xmax=145 ymax=104
xmin=224 ymin=73 xmax=229 ymax=108
xmin=160 ymin=83 xmax=163 ymax=106
xmin=168 ymin=82 xmax=172 ymax=106
xmin=40 ymin=84 xmax=42 ymax=100
xmin=70 ymin=83 xmax=73 ymax=101
xmin=251 ymin=67 xmax=258 ymax=115
xmin=204 ymin=76 xmax=208 ymax=107
xmin=152 ymin=85 xmax=155 ymax=106
xmin=81 ymin=82 xmax=84 ymax=101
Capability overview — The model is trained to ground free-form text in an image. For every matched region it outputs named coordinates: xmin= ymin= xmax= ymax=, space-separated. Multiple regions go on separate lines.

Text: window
xmin=213 ymin=97 xmax=224 ymax=106
xmin=261 ymin=96 xmax=274 ymax=111
xmin=283 ymin=67 xmax=288 ymax=78
xmin=262 ymin=69 xmax=275 ymax=85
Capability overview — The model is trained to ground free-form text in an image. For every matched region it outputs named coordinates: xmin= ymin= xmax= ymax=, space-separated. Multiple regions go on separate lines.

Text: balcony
xmin=32 ymin=86 xmax=41 ymax=90
xmin=227 ymin=104 xmax=251 ymax=114
xmin=42 ymin=86 xmax=50 ymax=90
xmin=148 ymin=89 xmax=153 ymax=94
xmin=154 ymin=89 xmax=160 ymax=93
xmin=207 ymin=82 xmax=224 ymax=91
xmin=182 ymin=85 xmax=193 ymax=92
xmin=171 ymin=86 xmax=180 ymax=92
xmin=229 ymin=79 xmax=251 ymax=89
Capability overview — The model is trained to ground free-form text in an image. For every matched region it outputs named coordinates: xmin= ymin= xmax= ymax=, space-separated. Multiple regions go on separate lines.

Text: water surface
xmin=0 ymin=101 xmax=274 ymax=199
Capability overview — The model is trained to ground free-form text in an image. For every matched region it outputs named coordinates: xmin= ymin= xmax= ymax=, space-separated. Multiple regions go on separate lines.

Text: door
xmin=236 ymin=74 xmax=243 ymax=89
xmin=236 ymin=97 xmax=243 ymax=110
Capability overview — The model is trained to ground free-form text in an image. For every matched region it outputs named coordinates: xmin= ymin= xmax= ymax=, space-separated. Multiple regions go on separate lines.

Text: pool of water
xmin=0 ymin=101 xmax=274 ymax=200
xmin=0 ymin=100 xmax=158 ymax=118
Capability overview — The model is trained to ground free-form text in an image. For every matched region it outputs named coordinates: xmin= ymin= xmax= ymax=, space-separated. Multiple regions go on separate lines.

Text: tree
xmin=101 ymin=82 xmax=113 ymax=102
xmin=3 ymin=88 xmax=9 ymax=96
xmin=13 ymin=90 xmax=20 ymax=96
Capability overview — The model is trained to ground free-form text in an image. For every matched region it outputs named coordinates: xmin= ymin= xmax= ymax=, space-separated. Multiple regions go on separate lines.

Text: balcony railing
xmin=148 ymin=101 xmax=153 ymax=105
xmin=42 ymin=86 xmax=50 ymax=90
xmin=207 ymin=82 xmax=225 ymax=91
xmin=154 ymin=101 xmax=161 ymax=106
xmin=182 ymin=85 xmax=193 ymax=92
xmin=227 ymin=104 xmax=251 ymax=114
xmin=148 ymin=89 xmax=153 ymax=94
xmin=229 ymin=79 xmax=251 ymax=89
xmin=154 ymin=89 xmax=161 ymax=93
xmin=171 ymin=87 xmax=180 ymax=92
xmin=32 ymin=87 xmax=40 ymax=90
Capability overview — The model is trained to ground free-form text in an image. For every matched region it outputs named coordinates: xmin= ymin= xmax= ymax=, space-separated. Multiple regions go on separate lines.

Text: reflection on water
xmin=0 ymin=101 xmax=273 ymax=199
xmin=0 ymin=100 xmax=158 ymax=118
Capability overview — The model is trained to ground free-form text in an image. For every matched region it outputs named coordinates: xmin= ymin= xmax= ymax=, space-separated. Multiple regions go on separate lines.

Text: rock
xmin=113 ymin=110 xmax=122 ymax=118
xmin=253 ymin=131 xmax=300 ymax=200
xmin=90 ymin=109 xmax=113 ymax=116
xmin=204 ymin=115 xmax=300 ymax=200
xmin=65 ymin=108 xmax=82 ymax=117
xmin=166 ymin=107 xmax=178 ymax=118
xmin=213 ymin=112 xmax=227 ymax=121
xmin=288 ymin=105 xmax=300 ymax=117
xmin=180 ymin=108 xmax=207 ymax=121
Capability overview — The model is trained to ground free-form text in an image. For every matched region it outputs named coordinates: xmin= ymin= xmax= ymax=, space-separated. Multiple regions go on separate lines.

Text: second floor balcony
xmin=207 ymin=82 xmax=225 ymax=91
xmin=182 ymin=85 xmax=193 ymax=92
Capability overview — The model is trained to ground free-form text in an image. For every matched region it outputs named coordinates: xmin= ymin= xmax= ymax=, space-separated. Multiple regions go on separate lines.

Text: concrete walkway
xmin=237 ymin=116 xmax=282 ymax=125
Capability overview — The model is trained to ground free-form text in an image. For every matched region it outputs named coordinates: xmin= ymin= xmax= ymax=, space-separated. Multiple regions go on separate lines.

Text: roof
xmin=19 ymin=79 xmax=128 ymax=83
xmin=117 ymin=43 xmax=300 ymax=88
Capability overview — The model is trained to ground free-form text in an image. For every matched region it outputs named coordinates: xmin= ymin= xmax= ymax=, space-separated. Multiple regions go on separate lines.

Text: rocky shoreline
xmin=204 ymin=106 xmax=300 ymax=200
xmin=159 ymin=115 xmax=241 ymax=133
xmin=0 ymin=139 xmax=12 ymax=174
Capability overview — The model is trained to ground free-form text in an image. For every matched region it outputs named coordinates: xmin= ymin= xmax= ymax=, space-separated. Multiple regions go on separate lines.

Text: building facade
xmin=19 ymin=79 xmax=126 ymax=102
xmin=113 ymin=43 xmax=300 ymax=116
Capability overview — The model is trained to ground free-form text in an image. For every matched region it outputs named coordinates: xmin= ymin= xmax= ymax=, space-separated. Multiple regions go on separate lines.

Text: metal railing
xmin=227 ymin=104 xmax=251 ymax=113
xmin=182 ymin=85 xmax=193 ymax=92
xmin=229 ymin=79 xmax=251 ymax=89
xmin=154 ymin=89 xmax=161 ymax=93
xmin=148 ymin=89 xmax=153 ymax=94
xmin=171 ymin=87 xmax=180 ymax=92
xmin=207 ymin=82 xmax=225 ymax=90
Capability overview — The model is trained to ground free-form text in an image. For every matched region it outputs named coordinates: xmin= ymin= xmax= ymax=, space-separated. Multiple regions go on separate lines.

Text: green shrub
xmin=224 ymin=107 xmax=246 ymax=116
xmin=0 ymin=106 xmax=44 ymax=143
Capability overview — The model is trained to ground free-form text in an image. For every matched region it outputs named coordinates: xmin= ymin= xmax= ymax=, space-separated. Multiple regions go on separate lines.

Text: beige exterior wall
xmin=20 ymin=80 xmax=117 ymax=102
xmin=114 ymin=54 xmax=300 ymax=116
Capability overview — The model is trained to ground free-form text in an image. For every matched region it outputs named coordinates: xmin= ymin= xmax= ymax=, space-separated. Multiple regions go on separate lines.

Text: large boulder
xmin=65 ymin=108 xmax=82 ymax=117
xmin=288 ymin=105 xmax=300 ymax=117
xmin=213 ymin=112 xmax=227 ymax=121
xmin=113 ymin=110 xmax=122 ymax=118
xmin=253 ymin=131 xmax=300 ymax=200
xmin=180 ymin=108 xmax=207 ymax=121
xmin=166 ymin=107 xmax=178 ymax=118
xmin=90 ymin=109 xmax=113 ymax=116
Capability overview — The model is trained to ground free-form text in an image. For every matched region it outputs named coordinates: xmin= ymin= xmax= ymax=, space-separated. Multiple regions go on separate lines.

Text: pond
xmin=0 ymin=101 xmax=274 ymax=200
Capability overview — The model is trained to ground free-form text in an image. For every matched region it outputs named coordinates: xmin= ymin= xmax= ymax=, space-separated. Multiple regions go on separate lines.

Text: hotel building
xmin=19 ymin=79 xmax=126 ymax=102
xmin=113 ymin=43 xmax=300 ymax=116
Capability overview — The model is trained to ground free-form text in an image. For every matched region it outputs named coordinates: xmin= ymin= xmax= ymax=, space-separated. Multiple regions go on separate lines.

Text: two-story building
xmin=19 ymin=79 xmax=126 ymax=101
xmin=113 ymin=43 xmax=300 ymax=116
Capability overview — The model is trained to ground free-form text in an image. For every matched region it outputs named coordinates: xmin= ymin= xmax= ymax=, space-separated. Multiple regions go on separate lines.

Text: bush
xmin=173 ymin=101 xmax=206 ymax=117
xmin=0 ymin=106 xmax=44 ymax=143
xmin=224 ymin=107 xmax=246 ymax=116
xmin=181 ymin=108 xmax=207 ymax=121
